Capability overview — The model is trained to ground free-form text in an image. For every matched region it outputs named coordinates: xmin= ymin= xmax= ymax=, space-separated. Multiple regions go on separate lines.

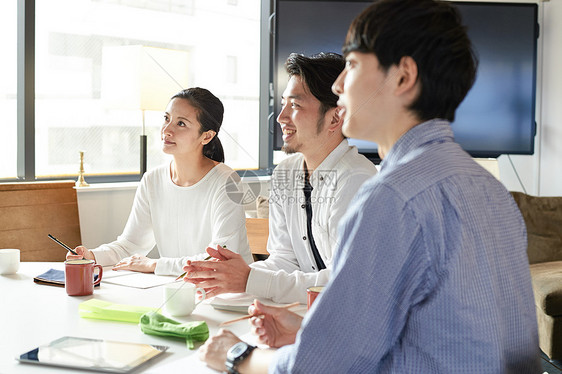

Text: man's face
xmin=332 ymin=52 xmax=391 ymax=143
xmin=277 ymin=75 xmax=327 ymax=155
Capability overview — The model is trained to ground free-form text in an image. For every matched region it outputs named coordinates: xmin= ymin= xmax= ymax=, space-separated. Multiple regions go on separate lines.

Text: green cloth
xmin=79 ymin=299 xmax=157 ymax=323
xmin=139 ymin=312 xmax=209 ymax=349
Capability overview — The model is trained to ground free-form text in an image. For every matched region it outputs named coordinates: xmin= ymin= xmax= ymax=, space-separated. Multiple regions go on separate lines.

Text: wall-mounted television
xmin=268 ymin=0 xmax=538 ymax=161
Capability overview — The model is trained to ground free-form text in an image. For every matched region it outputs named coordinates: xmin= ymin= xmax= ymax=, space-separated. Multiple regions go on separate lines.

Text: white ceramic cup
xmin=0 ymin=249 xmax=20 ymax=275
xmin=163 ymin=282 xmax=206 ymax=317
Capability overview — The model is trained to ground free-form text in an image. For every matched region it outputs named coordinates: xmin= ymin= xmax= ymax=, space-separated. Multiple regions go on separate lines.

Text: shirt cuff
xmin=90 ymin=248 xmax=117 ymax=267
xmin=154 ymin=258 xmax=174 ymax=276
xmin=245 ymin=267 xmax=274 ymax=298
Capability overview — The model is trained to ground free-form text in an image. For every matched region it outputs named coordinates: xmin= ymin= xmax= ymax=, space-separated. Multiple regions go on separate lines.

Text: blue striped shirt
xmin=272 ymin=119 xmax=540 ymax=373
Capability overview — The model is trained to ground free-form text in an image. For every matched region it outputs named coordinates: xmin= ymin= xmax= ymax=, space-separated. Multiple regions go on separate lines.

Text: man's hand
xmin=183 ymin=245 xmax=251 ymax=298
xmin=66 ymin=246 xmax=96 ymax=261
xmin=112 ymin=254 xmax=157 ymax=273
xmin=199 ymin=329 xmax=242 ymax=372
xmin=249 ymin=300 xmax=303 ymax=348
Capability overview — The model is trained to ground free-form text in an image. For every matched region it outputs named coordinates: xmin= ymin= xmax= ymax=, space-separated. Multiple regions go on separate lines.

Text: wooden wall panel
xmin=0 ymin=188 xmax=77 ymax=207
xmin=0 ymin=181 xmax=81 ymax=262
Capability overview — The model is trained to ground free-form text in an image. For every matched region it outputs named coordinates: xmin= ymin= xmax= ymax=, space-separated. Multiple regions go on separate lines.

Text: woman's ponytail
xmin=203 ymin=136 xmax=225 ymax=163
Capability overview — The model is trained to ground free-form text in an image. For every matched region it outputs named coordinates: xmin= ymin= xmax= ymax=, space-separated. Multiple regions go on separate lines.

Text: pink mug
xmin=65 ymin=259 xmax=103 ymax=296
xmin=307 ymin=286 xmax=324 ymax=310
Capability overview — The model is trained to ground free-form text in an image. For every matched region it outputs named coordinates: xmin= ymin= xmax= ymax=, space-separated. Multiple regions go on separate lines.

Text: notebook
xmin=33 ymin=269 xmax=99 ymax=287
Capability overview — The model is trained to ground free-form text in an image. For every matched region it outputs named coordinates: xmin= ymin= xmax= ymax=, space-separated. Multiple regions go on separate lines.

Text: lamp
xmin=101 ymin=45 xmax=189 ymax=175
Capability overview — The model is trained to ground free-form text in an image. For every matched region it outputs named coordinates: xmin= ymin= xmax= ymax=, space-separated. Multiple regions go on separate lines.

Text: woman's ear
xmin=201 ymin=130 xmax=216 ymax=146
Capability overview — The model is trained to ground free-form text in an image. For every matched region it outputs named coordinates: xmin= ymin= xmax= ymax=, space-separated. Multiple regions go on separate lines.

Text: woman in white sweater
xmin=67 ymin=88 xmax=252 ymax=275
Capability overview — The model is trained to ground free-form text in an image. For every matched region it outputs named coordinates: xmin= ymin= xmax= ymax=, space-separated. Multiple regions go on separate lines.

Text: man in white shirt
xmin=182 ymin=53 xmax=377 ymax=303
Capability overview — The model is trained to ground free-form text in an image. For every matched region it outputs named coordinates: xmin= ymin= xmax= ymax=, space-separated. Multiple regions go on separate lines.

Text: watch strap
xmin=226 ymin=342 xmax=256 ymax=374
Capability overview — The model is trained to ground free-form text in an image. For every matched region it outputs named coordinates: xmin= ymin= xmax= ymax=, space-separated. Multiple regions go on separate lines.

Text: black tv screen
xmin=271 ymin=1 xmax=538 ymax=160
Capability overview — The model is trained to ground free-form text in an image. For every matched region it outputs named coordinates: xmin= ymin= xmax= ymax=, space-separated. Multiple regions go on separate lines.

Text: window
xmin=226 ymin=55 xmax=238 ymax=84
xmin=93 ymin=0 xmax=196 ymax=15
xmin=10 ymin=0 xmax=260 ymax=182
xmin=0 ymin=1 xmax=17 ymax=179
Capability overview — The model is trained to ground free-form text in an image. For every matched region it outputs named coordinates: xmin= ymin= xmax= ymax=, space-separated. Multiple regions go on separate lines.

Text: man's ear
xmin=394 ymin=56 xmax=419 ymax=98
xmin=201 ymin=130 xmax=216 ymax=145
xmin=326 ymin=106 xmax=344 ymax=131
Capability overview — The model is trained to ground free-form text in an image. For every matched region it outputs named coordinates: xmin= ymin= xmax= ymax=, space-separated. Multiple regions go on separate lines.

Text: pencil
xmin=48 ymin=234 xmax=79 ymax=255
xmin=175 ymin=255 xmax=213 ymax=281
xmin=219 ymin=302 xmax=301 ymax=326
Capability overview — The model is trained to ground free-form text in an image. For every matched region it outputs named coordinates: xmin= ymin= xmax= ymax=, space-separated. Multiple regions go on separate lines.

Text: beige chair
xmin=511 ymin=191 xmax=562 ymax=360
xmin=245 ymin=218 xmax=269 ymax=261
xmin=0 ymin=181 xmax=81 ymax=262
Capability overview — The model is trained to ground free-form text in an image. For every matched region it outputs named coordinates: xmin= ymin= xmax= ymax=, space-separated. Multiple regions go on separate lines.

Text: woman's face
xmin=161 ymin=98 xmax=212 ymax=157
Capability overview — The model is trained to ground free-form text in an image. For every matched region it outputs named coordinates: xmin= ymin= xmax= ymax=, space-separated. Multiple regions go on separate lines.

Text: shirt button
xmin=320 ymin=176 xmax=324 ymax=181
xmin=312 ymin=266 xmax=316 ymax=270
xmin=303 ymin=236 xmax=307 ymax=240
xmin=301 ymin=204 xmax=306 ymax=209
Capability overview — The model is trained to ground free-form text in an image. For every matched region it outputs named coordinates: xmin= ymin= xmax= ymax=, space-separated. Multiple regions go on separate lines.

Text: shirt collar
xmin=380 ymin=119 xmax=453 ymax=170
xmin=301 ymin=139 xmax=350 ymax=178
xmin=295 ymin=139 xmax=350 ymax=190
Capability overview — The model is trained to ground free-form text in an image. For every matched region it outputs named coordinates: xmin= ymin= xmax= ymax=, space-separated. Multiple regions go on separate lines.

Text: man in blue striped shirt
xmin=200 ymin=0 xmax=540 ymax=372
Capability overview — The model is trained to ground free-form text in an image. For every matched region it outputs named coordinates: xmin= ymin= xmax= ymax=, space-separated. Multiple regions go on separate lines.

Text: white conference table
xmin=0 ymin=262 xmax=285 ymax=374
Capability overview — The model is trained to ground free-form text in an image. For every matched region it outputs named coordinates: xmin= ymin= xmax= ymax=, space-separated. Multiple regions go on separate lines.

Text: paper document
xmin=101 ymin=267 xmax=137 ymax=278
xmin=102 ymin=272 xmax=176 ymax=289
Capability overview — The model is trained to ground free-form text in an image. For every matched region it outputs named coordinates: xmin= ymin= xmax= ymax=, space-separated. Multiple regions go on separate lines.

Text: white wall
xmin=76 ymin=183 xmax=137 ymax=248
xmin=537 ymin=0 xmax=562 ymax=196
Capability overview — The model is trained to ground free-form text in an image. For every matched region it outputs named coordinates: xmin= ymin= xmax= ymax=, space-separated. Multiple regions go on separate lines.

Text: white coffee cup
xmin=0 ymin=249 xmax=20 ymax=275
xmin=163 ymin=282 xmax=206 ymax=317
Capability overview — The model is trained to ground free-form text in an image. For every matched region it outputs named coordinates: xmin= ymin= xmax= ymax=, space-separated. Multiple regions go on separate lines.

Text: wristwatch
xmin=225 ymin=342 xmax=256 ymax=374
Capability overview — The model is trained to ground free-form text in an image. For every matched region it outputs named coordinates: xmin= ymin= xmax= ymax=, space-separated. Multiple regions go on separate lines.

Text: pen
xmin=175 ymin=255 xmax=213 ymax=281
xmin=48 ymin=234 xmax=79 ymax=255
xmin=219 ymin=302 xmax=301 ymax=326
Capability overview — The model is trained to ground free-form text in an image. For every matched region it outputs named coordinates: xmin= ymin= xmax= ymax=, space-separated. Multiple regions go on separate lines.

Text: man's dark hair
xmin=343 ymin=0 xmax=477 ymax=122
xmin=285 ymin=52 xmax=345 ymax=116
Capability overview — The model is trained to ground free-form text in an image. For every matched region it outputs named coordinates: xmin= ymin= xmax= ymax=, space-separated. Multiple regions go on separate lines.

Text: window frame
xmin=7 ymin=0 xmax=273 ymax=184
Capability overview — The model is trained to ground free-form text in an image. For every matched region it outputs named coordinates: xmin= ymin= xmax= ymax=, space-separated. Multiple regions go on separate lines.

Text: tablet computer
xmin=17 ymin=336 xmax=168 ymax=373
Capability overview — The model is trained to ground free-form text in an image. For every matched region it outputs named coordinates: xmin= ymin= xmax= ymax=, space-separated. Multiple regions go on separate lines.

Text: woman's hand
xmin=66 ymin=246 xmax=96 ymax=261
xmin=112 ymin=254 xmax=157 ymax=273
xmin=249 ymin=300 xmax=303 ymax=348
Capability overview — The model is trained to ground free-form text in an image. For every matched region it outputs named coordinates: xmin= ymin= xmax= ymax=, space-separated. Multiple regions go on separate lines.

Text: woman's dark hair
xmin=343 ymin=0 xmax=477 ymax=122
xmin=285 ymin=52 xmax=345 ymax=116
xmin=171 ymin=87 xmax=225 ymax=163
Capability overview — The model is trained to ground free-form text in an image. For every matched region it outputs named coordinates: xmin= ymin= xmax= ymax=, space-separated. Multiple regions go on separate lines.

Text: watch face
xmin=228 ymin=342 xmax=248 ymax=359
